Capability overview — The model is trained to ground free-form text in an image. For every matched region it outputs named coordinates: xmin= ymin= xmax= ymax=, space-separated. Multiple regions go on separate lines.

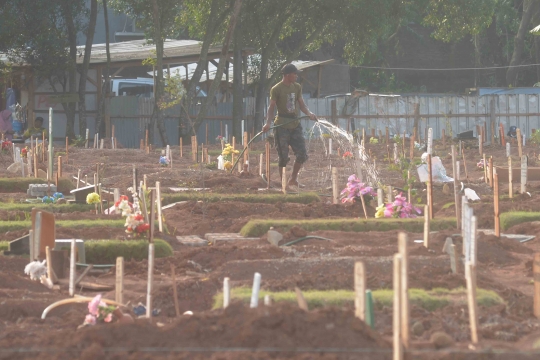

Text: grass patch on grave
xmin=0 ymin=178 xmax=74 ymax=193
xmin=84 ymin=239 xmax=173 ymax=264
xmin=213 ymin=287 xmax=503 ymax=311
xmin=162 ymin=192 xmax=320 ymax=205
xmin=0 ymin=219 xmax=125 ymax=233
xmin=240 ymin=217 xmax=457 ymax=237
xmin=500 ymin=211 xmax=540 ymax=230
xmin=0 ymin=241 xmax=8 ymax=252
xmin=0 ymin=203 xmax=94 ymax=213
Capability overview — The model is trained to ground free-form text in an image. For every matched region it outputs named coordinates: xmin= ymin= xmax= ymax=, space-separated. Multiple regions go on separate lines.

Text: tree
xmin=110 ymin=0 xmax=183 ymax=146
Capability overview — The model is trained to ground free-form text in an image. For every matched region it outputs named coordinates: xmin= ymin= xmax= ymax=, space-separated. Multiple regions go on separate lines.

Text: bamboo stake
xmin=423 ymin=204 xmax=429 ymax=249
xmin=483 ymin=153 xmax=487 ymax=184
xmin=146 ymin=243 xmax=154 ymax=318
xmin=494 ymin=173 xmax=500 ymax=237
xmin=398 ymin=233 xmax=410 ymax=349
xmin=489 ymin=157 xmax=494 ymax=188
xmin=508 ymin=157 xmax=513 ymax=198
xmin=58 ymin=156 xmax=62 ymax=178
xmin=34 ymin=139 xmax=38 ymax=178
xmin=171 ymin=263 xmax=180 ymax=317
xmin=116 ymin=257 xmax=124 ymax=304
xmin=282 ymin=167 xmax=287 ymax=195
xmin=295 ymin=287 xmax=309 ymax=311
xmin=393 ymin=254 xmax=403 ymax=360
xmin=354 ymin=262 xmax=366 ymax=320
xmin=149 ymin=189 xmax=155 ymax=243
xmin=427 ymin=154 xmax=433 ymax=219
xmin=465 ymin=262 xmax=479 ymax=344
xmin=359 ymin=192 xmax=368 ymax=220
xmin=517 ymin=128 xmax=523 ymax=158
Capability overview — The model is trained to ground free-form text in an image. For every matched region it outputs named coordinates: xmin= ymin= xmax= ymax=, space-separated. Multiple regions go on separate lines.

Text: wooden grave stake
xmin=521 ymin=155 xmax=527 ymax=194
xmin=200 ymin=143 xmax=204 ymax=163
xmin=34 ymin=212 xmax=42 ymax=260
xmin=146 ymin=243 xmax=155 ymax=318
xmin=332 ymin=167 xmax=339 ymax=204
xmin=42 ymin=132 xmax=45 ymax=162
xmin=465 ymin=262 xmax=479 ymax=344
xmin=506 ymin=142 xmax=510 ymax=157
xmin=462 ymin=148 xmax=469 ymax=181
xmin=494 ymin=173 xmax=500 ymax=237
xmin=145 ymin=129 xmax=149 ymax=149
xmin=243 ymin=131 xmax=249 ymax=166
xmin=456 ymin=161 xmax=460 ymax=181
xmin=471 ymin=216 xmax=477 ymax=266
xmin=393 ymin=254 xmax=403 ymax=360
xmin=148 ymin=189 xmax=156 ymax=243
xmin=58 ymin=156 xmax=62 ymax=178
xmin=259 ymin=153 xmax=263 ymax=176
xmin=359 ymin=192 xmax=368 ymax=220
xmin=265 ymin=142 xmax=271 ymax=189
xmin=427 ymin=154 xmax=433 ymax=219
xmin=156 ymin=182 xmax=162 ymax=233
xmin=508 ymin=157 xmax=513 ymax=198
xmin=534 ymin=253 xmax=540 ymax=318
xmin=34 ymin=139 xmax=38 ymax=178
xmin=354 ymin=261 xmax=366 ymax=320
xmin=69 ymin=239 xmax=76 ymax=296
xmin=398 ymin=233 xmax=410 ymax=349
xmin=116 ymin=257 xmax=124 ymax=304
xmin=500 ymin=123 xmax=506 ymax=147
xmin=483 ymin=153 xmax=487 ymax=184
xmin=223 ymin=277 xmax=231 ymax=308
xmin=100 ymin=138 xmax=104 ymax=149
xmin=423 ymin=205 xmax=430 ymax=248
xmin=295 ymin=287 xmax=309 ymax=311
xmin=171 ymin=264 xmax=180 ymax=317
xmin=517 ymin=128 xmax=523 ymax=158
xmin=112 ymin=125 xmax=116 ymax=149
xmin=250 ymin=272 xmax=261 ymax=308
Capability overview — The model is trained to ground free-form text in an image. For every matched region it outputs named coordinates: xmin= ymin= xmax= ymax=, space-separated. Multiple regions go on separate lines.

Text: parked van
xmin=110 ymin=78 xmax=207 ymax=98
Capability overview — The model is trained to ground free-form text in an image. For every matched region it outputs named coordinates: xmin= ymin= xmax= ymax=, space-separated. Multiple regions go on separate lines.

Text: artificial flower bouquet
xmin=340 ymin=174 xmax=376 ymax=204
xmin=375 ymin=192 xmax=421 ymax=218
xmin=114 ymin=188 xmax=150 ymax=235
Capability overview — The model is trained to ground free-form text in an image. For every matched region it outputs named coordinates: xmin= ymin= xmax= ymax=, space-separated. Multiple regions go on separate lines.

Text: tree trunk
xmin=506 ymin=0 xmax=539 ymax=86
xmin=95 ymin=0 xmax=112 ymax=138
xmin=151 ymin=0 xmax=168 ymax=146
xmin=78 ymin=0 xmax=98 ymax=139
xmin=194 ymin=0 xmax=243 ymax=134
xmin=63 ymin=2 xmax=78 ymax=140
xmin=232 ymin=19 xmax=243 ymax=140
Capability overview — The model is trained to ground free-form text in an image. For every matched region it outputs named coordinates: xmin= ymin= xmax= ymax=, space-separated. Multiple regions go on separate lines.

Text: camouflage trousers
xmin=274 ymin=125 xmax=308 ymax=167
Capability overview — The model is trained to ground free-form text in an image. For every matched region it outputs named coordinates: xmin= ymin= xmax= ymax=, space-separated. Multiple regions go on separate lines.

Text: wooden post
xmin=332 ymin=167 xmax=339 ymax=204
xmin=517 ymin=128 xmax=523 ymax=158
xmin=116 ymin=257 xmax=124 ymax=304
xmin=398 ymin=233 xmax=410 ymax=349
xmin=508 ymin=157 xmax=513 ymax=198
xmin=223 ymin=277 xmax=231 ymax=308
xmin=145 ymin=129 xmax=149 ymax=149
xmin=427 ymin=128 xmax=433 ymax=155
xmin=112 ymin=125 xmax=116 ymax=149
xmin=34 ymin=140 xmax=38 ymax=178
xmin=156 ymin=182 xmax=162 ymax=233
xmin=265 ymin=142 xmax=270 ymax=189
xmin=483 ymin=153 xmax=488 ymax=184
xmin=231 ymin=136 xmax=236 ymax=168
xmin=204 ymin=147 xmax=209 ymax=164
xmin=462 ymin=149 xmax=469 ymax=181
xmin=295 ymin=287 xmax=309 ymax=311
xmin=146 ymin=243 xmax=155 ymax=318
xmin=451 ymin=145 xmax=461 ymax=230
xmin=427 ymin=154 xmax=433 ymax=219
xmin=282 ymin=167 xmax=287 ymax=194
xmin=354 ymin=262 xmax=366 ymax=320
xmin=520 ymin=155 xmax=527 ymax=194
xmin=534 ymin=253 xmax=540 ymax=318
xmin=393 ymin=254 xmax=403 ymax=360
xmin=494 ymin=173 xmax=500 ymax=237
xmin=58 ymin=156 xmax=62 ymax=178
xmin=423 ymin=205 xmax=430 ymax=249
xmin=171 ymin=264 xmax=180 ymax=317
xmin=500 ymin=123 xmax=506 ymax=147
xmin=69 ymin=239 xmax=76 ymax=297
xmin=465 ymin=262 xmax=479 ymax=344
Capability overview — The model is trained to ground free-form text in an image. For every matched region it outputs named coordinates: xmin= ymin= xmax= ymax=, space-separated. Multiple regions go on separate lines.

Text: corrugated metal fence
xmin=110 ymin=94 xmax=540 ymax=148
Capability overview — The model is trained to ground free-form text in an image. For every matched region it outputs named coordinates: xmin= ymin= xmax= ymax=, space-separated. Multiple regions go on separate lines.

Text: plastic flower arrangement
xmin=42 ymin=192 xmax=64 ymax=204
xmin=342 ymin=151 xmax=353 ymax=159
xmin=114 ymin=188 xmax=150 ymax=235
xmin=21 ymin=146 xmax=29 ymax=158
xmin=83 ymin=294 xmax=116 ymax=326
xmin=224 ymin=160 xmax=233 ymax=170
xmin=86 ymin=192 xmax=101 ymax=205
xmin=340 ymin=174 xmax=376 ymax=204
xmin=221 ymin=143 xmax=239 ymax=162
xmin=1 ymin=140 xmax=12 ymax=153
xmin=369 ymin=137 xmax=379 ymax=144
xmin=477 ymin=159 xmax=485 ymax=169
xmin=375 ymin=192 xmax=421 ymax=219
xmin=216 ymin=135 xmax=224 ymax=142
xmin=159 ymin=155 xmax=169 ymax=166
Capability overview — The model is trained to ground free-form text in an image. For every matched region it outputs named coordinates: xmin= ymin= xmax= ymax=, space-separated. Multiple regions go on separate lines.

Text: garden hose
xmin=282 ymin=235 xmax=332 ymax=247
xmin=229 ymin=116 xmax=312 ymax=173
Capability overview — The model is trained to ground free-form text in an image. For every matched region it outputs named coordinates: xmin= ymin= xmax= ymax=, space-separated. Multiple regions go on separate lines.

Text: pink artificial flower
xmin=384 ymin=205 xmax=394 ymax=217
xmin=84 ymin=314 xmax=96 ymax=326
xmin=104 ymin=313 xmax=113 ymax=323
xmin=88 ymin=294 xmax=102 ymax=316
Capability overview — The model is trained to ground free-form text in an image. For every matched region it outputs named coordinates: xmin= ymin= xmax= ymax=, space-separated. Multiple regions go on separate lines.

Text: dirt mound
xmin=477 ymin=233 xmax=526 ymax=266
xmin=9 ymin=303 xmax=389 ymax=359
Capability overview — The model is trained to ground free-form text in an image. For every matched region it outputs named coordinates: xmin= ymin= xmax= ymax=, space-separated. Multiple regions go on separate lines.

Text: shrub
xmin=85 ymin=239 xmax=173 ymax=264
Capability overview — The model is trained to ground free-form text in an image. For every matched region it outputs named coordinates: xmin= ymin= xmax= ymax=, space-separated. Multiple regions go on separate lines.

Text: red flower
xmin=134 ymin=214 xmax=144 ymax=221
xmin=136 ymin=223 xmax=150 ymax=233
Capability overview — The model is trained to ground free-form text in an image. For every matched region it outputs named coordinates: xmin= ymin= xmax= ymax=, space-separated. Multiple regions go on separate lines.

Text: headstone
xmin=6 ymin=234 xmax=30 ymax=255
xmin=27 ymin=184 xmax=57 ymax=197
xmin=267 ymin=230 xmax=283 ymax=247
xmin=442 ymin=237 xmax=453 ymax=254
xmin=7 ymin=162 xmax=22 ymax=174
xmin=70 ymin=184 xmax=95 ymax=204
xmin=449 ymin=244 xmax=457 ymax=274
xmin=31 ymin=209 xmax=55 ymax=260
xmin=37 ymin=169 xmax=47 ymax=179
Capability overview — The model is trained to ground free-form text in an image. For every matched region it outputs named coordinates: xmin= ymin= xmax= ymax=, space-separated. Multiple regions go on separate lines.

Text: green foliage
xmin=85 ymin=239 xmax=173 ymax=264
xmin=500 ymin=211 xmax=540 ymax=230
xmin=0 ymin=242 xmax=8 ymax=252
xmin=0 ymin=203 xmax=93 ymax=213
xmin=530 ymin=131 xmax=540 ymax=145
xmin=0 ymin=219 xmax=125 ymax=233
xmin=71 ymin=135 xmax=86 ymax=148
xmin=212 ymin=287 xmax=503 ymax=311
xmin=240 ymin=217 xmax=456 ymax=237
xmin=162 ymin=192 xmax=320 ymax=206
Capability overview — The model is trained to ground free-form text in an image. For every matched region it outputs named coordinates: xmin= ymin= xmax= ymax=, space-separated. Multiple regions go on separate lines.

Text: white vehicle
xmin=110 ymin=78 xmax=207 ymax=98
